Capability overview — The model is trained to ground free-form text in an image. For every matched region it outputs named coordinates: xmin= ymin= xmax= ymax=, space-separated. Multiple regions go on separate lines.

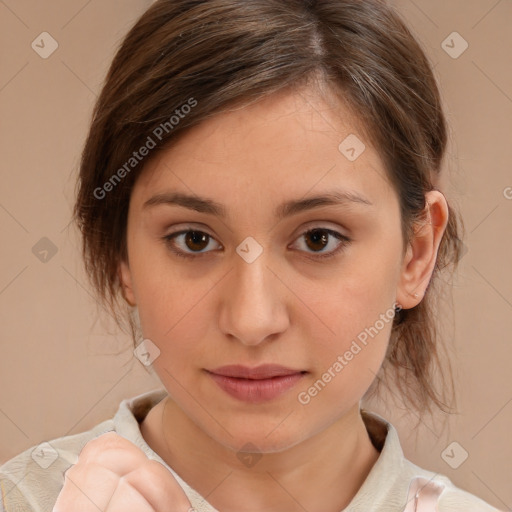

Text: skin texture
xmin=115 ymin=84 xmax=449 ymax=512
xmin=53 ymin=432 xmax=194 ymax=512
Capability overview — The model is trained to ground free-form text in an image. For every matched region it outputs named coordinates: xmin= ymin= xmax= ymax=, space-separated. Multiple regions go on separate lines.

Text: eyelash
xmin=162 ymin=227 xmax=352 ymax=261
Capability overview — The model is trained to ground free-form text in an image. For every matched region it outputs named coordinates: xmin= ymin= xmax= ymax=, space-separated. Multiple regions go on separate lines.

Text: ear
xmin=118 ymin=259 xmax=137 ymax=307
xmin=395 ymin=190 xmax=449 ymax=309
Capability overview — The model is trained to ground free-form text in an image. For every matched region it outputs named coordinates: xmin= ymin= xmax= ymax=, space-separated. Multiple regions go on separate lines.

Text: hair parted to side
xmin=73 ymin=0 xmax=465 ymax=420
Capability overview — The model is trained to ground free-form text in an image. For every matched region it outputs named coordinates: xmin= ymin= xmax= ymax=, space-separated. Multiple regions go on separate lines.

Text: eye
xmin=291 ymin=228 xmax=352 ymax=260
xmin=163 ymin=226 xmax=352 ymax=261
xmin=163 ymin=229 xmax=222 ymax=259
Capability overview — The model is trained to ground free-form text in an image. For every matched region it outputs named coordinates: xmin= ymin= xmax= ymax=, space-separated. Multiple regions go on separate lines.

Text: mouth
xmin=205 ymin=365 xmax=308 ymax=403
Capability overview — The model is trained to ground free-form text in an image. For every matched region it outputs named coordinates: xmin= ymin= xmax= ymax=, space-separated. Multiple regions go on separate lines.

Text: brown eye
xmin=184 ymin=231 xmax=209 ymax=251
xmin=304 ymin=229 xmax=330 ymax=252
xmin=163 ymin=229 xmax=221 ymax=259
xmin=292 ymin=228 xmax=352 ymax=260
xmin=163 ymin=226 xmax=351 ymax=261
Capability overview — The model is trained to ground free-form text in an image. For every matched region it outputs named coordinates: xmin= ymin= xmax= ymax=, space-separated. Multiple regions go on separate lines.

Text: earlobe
xmin=118 ymin=260 xmax=137 ymax=307
xmin=395 ymin=190 xmax=449 ymax=310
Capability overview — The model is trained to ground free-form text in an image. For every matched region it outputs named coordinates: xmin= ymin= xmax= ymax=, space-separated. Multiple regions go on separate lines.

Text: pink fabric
xmin=403 ymin=476 xmax=445 ymax=511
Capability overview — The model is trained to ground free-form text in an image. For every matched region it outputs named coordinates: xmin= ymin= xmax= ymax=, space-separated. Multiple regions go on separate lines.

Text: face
xmin=120 ymin=85 xmax=413 ymax=453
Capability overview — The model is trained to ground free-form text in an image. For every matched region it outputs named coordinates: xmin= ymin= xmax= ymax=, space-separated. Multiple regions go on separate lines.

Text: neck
xmin=141 ymin=397 xmax=380 ymax=512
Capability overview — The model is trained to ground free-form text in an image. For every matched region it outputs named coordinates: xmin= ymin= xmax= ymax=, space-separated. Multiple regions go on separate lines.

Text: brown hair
xmin=73 ymin=0 xmax=464 ymax=420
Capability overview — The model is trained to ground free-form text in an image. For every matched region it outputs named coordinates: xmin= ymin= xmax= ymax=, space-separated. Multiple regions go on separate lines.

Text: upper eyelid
xmin=166 ymin=220 xmax=347 ymax=237
xmin=165 ymin=225 xmax=348 ymax=250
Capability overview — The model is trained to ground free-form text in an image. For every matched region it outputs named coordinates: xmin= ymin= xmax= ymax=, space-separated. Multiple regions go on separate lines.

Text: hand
xmin=53 ymin=432 xmax=195 ymax=512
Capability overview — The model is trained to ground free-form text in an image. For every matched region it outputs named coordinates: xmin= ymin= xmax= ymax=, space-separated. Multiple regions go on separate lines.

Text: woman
xmin=0 ymin=0 xmax=501 ymax=510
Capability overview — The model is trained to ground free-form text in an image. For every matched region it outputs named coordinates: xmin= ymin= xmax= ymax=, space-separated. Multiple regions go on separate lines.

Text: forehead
xmin=132 ymin=86 xmax=396 ymax=213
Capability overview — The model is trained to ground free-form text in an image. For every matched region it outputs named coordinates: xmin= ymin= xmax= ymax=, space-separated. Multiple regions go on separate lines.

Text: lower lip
xmin=207 ymin=372 xmax=305 ymax=403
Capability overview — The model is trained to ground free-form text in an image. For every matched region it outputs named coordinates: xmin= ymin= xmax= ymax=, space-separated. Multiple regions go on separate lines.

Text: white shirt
xmin=0 ymin=388 xmax=500 ymax=511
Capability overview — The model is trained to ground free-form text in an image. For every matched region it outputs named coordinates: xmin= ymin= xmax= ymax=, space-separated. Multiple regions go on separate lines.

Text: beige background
xmin=0 ymin=0 xmax=511 ymax=509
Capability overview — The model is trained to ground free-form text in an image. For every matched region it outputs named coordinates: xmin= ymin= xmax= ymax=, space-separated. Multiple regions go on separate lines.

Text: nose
xmin=218 ymin=249 xmax=289 ymax=347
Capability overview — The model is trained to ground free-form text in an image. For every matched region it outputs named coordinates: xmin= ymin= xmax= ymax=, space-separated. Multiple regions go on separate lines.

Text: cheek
xmin=133 ymin=267 xmax=214 ymax=369
xmin=293 ymin=263 xmax=397 ymax=398
xmin=137 ymin=288 xmax=206 ymax=356
xmin=129 ymin=241 xmax=195 ymax=333
xmin=296 ymin=260 xmax=397 ymax=345
xmin=296 ymin=316 xmax=393 ymax=416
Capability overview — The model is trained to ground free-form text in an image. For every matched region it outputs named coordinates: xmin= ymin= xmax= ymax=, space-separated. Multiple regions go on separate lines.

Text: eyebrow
xmin=142 ymin=189 xmax=373 ymax=219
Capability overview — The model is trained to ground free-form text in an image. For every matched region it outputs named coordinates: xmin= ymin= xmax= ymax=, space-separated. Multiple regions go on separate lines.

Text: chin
xmin=210 ymin=420 xmax=309 ymax=455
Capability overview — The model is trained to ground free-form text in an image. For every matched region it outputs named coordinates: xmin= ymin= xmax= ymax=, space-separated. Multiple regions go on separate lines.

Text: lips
xmin=205 ymin=364 xmax=307 ymax=403
xmin=209 ymin=364 xmax=304 ymax=379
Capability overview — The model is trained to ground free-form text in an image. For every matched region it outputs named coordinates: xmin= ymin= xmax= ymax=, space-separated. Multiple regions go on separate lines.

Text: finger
xmin=65 ymin=432 xmax=194 ymax=512
xmin=105 ymin=479 xmax=155 ymax=512
xmin=54 ymin=462 xmax=120 ymax=512
xmin=123 ymin=460 xmax=194 ymax=512
xmin=79 ymin=432 xmax=148 ymax=475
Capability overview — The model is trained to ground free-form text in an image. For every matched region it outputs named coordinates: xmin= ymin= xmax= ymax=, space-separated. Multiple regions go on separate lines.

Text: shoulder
xmin=401 ymin=459 xmax=502 ymax=511
xmin=438 ymin=484 xmax=503 ymax=511
xmin=359 ymin=409 xmax=502 ymax=512
xmin=0 ymin=418 xmax=115 ymax=512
